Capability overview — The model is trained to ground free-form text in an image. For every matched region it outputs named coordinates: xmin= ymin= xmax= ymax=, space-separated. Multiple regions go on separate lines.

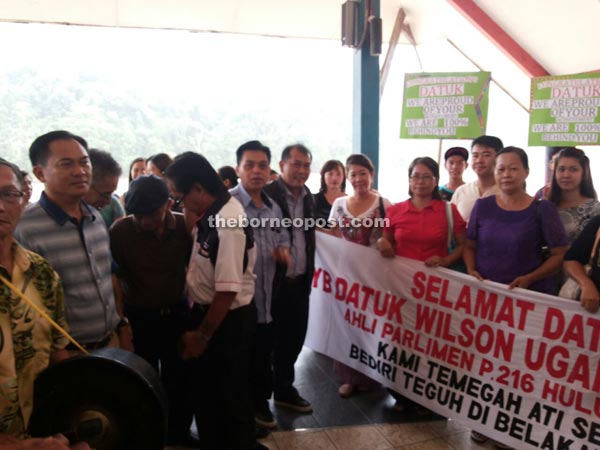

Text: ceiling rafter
xmin=380 ymin=8 xmax=406 ymax=97
xmin=447 ymin=0 xmax=549 ymax=78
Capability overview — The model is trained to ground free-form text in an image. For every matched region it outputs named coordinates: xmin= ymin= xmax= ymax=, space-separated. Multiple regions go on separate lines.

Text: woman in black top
xmin=313 ymin=160 xmax=346 ymax=226
xmin=564 ymin=215 xmax=600 ymax=313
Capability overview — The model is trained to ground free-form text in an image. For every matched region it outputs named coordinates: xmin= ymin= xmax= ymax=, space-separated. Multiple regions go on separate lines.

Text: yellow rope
xmin=0 ymin=274 xmax=88 ymax=354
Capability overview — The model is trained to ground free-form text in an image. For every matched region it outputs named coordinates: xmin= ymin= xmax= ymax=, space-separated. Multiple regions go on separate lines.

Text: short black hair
xmin=164 ymin=152 xmax=226 ymax=196
xmin=88 ymin=148 xmax=123 ymax=184
xmin=0 ymin=158 xmax=24 ymax=188
xmin=29 ymin=130 xmax=88 ymax=166
xmin=408 ymin=156 xmax=441 ymax=200
xmin=346 ymin=154 xmax=375 ymax=174
xmin=496 ymin=146 xmax=529 ymax=170
xmin=281 ymin=144 xmax=312 ymax=162
xmin=236 ymin=140 xmax=271 ymax=165
xmin=217 ymin=166 xmax=238 ymax=188
xmin=471 ymin=135 xmax=503 ymax=152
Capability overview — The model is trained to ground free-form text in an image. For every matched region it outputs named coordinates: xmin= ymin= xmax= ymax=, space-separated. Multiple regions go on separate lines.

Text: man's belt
xmin=66 ymin=332 xmax=113 ymax=351
xmin=285 ymin=274 xmax=306 ymax=285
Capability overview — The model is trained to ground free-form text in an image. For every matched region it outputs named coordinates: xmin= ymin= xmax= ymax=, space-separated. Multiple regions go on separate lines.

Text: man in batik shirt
xmin=0 ymin=158 xmax=84 ymax=449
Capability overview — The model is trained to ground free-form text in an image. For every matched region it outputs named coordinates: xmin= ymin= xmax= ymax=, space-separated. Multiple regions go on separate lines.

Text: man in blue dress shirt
xmin=230 ymin=141 xmax=290 ymax=429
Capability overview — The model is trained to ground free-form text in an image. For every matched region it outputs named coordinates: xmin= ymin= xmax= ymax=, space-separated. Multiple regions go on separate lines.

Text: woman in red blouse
xmin=378 ymin=157 xmax=466 ymax=266
xmin=376 ymin=157 xmax=466 ymax=414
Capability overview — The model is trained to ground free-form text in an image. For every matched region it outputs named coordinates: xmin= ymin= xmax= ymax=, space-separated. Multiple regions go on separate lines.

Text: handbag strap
xmin=535 ymin=199 xmax=548 ymax=246
xmin=445 ymin=201 xmax=453 ymax=249
xmin=589 ymin=227 xmax=600 ymax=266
xmin=378 ymin=195 xmax=386 ymax=218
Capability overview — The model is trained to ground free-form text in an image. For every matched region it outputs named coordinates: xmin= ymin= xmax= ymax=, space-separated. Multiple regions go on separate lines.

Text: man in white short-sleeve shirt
xmin=450 ymin=135 xmax=509 ymax=448
xmin=184 ymin=195 xmax=256 ymax=310
xmin=165 ymin=152 xmax=266 ymax=450
xmin=451 ymin=135 xmax=504 ymax=222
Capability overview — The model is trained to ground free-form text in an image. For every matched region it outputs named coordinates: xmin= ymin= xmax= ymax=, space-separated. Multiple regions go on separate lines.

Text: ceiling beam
xmin=402 ymin=23 xmax=424 ymax=72
xmin=379 ymin=8 xmax=405 ymax=97
xmin=447 ymin=0 xmax=549 ymax=78
xmin=447 ymin=38 xmax=529 ymax=113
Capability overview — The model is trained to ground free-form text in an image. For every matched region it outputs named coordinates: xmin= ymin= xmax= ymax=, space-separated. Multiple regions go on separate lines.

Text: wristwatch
xmin=117 ymin=317 xmax=130 ymax=329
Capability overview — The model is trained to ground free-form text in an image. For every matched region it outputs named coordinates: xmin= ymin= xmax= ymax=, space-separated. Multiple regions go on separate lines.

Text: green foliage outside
xmin=0 ymin=25 xmax=352 ymax=175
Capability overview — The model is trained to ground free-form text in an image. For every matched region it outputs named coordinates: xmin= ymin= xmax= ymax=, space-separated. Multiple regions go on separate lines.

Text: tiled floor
xmin=270 ymin=347 xmax=409 ymax=430
xmin=166 ymin=347 xmax=503 ymax=450
xmin=256 ymin=423 xmax=500 ymax=450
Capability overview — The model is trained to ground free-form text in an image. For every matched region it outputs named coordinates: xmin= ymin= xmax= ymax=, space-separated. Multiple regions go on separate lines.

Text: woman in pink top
xmin=327 ymin=154 xmax=391 ymax=398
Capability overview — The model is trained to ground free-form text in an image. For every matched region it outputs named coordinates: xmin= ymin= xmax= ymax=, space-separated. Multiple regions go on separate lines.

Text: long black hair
xmin=549 ymin=147 xmax=597 ymax=204
xmin=319 ymin=160 xmax=346 ymax=193
xmin=128 ymin=157 xmax=145 ymax=184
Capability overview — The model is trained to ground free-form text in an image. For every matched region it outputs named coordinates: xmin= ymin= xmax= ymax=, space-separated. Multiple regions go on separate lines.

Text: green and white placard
xmin=400 ymin=72 xmax=491 ymax=139
xmin=529 ymin=72 xmax=600 ymax=146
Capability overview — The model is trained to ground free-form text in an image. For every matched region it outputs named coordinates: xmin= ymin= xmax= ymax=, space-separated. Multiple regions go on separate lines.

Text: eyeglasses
xmin=92 ymin=187 xmax=113 ymax=201
xmin=409 ymin=174 xmax=435 ymax=181
xmin=0 ymin=190 xmax=24 ymax=204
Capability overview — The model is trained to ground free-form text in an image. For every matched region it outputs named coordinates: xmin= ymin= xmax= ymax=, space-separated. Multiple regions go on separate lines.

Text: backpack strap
xmin=242 ymin=225 xmax=254 ymax=273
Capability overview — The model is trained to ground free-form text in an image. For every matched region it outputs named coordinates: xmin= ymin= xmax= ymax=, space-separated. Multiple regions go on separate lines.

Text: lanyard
xmin=0 ymin=274 xmax=88 ymax=354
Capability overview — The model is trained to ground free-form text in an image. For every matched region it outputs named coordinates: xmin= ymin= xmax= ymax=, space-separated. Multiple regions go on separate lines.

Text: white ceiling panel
xmin=0 ymin=0 xmax=598 ymax=93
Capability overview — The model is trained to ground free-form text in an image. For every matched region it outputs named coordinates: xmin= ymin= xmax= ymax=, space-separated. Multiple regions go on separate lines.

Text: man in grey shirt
xmin=15 ymin=130 xmax=129 ymax=350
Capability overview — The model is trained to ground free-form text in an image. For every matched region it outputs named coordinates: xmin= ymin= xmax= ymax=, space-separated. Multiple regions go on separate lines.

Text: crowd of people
xmin=1 ymin=130 xmax=599 ymax=450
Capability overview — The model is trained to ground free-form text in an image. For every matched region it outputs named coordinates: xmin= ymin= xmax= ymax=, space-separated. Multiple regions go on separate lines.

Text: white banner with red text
xmin=305 ymin=232 xmax=600 ymax=450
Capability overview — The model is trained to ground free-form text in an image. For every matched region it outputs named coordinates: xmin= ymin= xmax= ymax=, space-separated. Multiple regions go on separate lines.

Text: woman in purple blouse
xmin=464 ymin=146 xmax=569 ymax=448
xmin=464 ymin=146 xmax=569 ymax=295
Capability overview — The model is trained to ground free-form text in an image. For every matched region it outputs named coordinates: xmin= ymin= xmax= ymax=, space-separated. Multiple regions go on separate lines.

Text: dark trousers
xmin=271 ymin=276 xmax=310 ymax=395
xmin=190 ymin=303 xmax=256 ymax=450
xmin=124 ymin=303 xmax=193 ymax=440
xmin=252 ymin=322 xmax=275 ymax=407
